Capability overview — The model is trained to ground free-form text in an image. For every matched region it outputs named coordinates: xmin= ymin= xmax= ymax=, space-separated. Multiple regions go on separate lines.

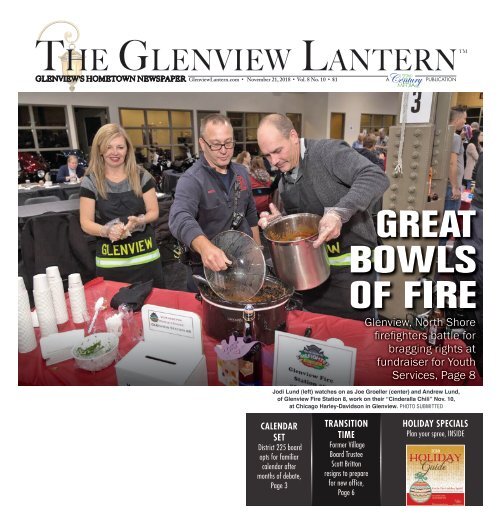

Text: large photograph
xmin=17 ymin=91 xmax=483 ymax=387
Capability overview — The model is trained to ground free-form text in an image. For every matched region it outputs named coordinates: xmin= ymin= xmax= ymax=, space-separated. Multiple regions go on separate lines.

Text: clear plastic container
xmin=72 ymin=333 xmax=119 ymax=372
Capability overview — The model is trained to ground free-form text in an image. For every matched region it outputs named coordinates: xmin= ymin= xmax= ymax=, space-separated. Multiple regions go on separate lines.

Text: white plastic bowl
xmin=72 ymin=333 xmax=119 ymax=372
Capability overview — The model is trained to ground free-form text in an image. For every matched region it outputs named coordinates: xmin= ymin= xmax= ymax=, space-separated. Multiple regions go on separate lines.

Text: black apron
xmin=279 ymin=153 xmax=375 ymax=321
xmin=95 ymin=189 xmax=164 ymax=288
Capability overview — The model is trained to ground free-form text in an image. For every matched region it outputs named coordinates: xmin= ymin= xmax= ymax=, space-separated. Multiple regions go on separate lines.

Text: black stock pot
xmin=195 ymin=275 xmax=294 ymax=344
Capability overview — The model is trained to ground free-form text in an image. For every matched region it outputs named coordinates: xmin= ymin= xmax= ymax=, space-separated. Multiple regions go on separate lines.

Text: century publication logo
xmin=387 ymin=72 xmax=422 ymax=88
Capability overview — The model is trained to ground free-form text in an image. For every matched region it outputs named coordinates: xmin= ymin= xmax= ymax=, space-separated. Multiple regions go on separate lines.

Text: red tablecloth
xmin=18 ymin=278 xmax=482 ymax=386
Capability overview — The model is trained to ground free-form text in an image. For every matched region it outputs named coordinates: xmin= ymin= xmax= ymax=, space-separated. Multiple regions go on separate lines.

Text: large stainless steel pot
xmin=263 ymin=213 xmax=330 ymax=291
xmin=196 ymin=275 xmax=294 ymax=344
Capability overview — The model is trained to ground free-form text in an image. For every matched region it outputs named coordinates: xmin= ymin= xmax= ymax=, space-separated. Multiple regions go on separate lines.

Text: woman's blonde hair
xmin=87 ymin=123 xmax=142 ymax=198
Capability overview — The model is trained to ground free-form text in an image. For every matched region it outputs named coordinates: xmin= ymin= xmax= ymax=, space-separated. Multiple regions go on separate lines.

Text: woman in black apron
xmin=79 ymin=123 xmax=163 ymax=288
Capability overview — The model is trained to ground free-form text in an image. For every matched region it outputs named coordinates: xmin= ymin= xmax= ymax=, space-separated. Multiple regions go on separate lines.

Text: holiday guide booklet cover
xmin=406 ymin=444 xmax=465 ymax=505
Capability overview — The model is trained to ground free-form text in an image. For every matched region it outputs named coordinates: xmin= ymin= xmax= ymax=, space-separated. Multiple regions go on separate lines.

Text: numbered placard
xmin=400 ymin=92 xmax=433 ymax=124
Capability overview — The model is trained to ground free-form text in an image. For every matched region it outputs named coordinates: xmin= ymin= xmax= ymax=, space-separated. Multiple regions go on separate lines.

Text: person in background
xmin=249 ymin=156 xmax=272 ymax=214
xmin=56 ymin=154 xmax=85 ymax=183
xmin=375 ymin=128 xmax=388 ymax=154
xmin=352 ymin=131 xmax=366 ymax=150
xmin=235 ymin=151 xmax=251 ymax=171
xmin=463 ymin=124 xmax=472 ymax=142
xmin=257 ymin=113 xmax=389 ymax=320
xmin=461 ymin=124 xmax=472 ymax=167
xmin=134 ymin=147 xmax=147 ymax=165
xmin=439 ymin=105 xmax=467 ymax=246
xmin=463 ymin=129 xmax=483 ymax=190
xmin=169 ymin=114 xmax=260 ymax=292
xmin=79 ymin=123 xmax=164 ymax=287
xmin=447 ymin=107 xmax=468 ymax=207
xmin=356 ymin=133 xmax=385 ymax=170
xmin=250 ymin=156 xmax=271 ymax=186
xmin=450 ymin=151 xmax=482 ymax=375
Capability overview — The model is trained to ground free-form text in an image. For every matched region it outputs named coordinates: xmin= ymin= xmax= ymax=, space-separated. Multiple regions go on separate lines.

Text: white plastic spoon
xmin=88 ymin=297 xmax=105 ymax=334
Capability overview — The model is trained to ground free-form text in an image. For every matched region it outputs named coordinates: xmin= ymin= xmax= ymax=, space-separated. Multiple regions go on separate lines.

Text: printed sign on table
xmin=273 ymin=333 xmax=357 ymax=386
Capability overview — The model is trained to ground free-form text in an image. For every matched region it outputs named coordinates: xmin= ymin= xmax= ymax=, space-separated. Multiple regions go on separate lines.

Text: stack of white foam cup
xmin=68 ymin=273 xmax=88 ymax=324
xmin=33 ymin=274 xmax=58 ymax=337
xmin=46 ymin=266 xmax=68 ymax=325
xmin=18 ymin=277 xmax=37 ymax=353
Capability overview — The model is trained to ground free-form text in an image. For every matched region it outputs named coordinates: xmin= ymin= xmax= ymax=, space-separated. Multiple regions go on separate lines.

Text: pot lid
xmin=204 ymin=230 xmax=265 ymax=302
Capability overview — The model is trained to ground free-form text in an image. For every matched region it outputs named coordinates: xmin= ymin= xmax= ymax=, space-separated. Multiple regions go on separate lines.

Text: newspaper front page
xmin=7 ymin=1 xmax=497 ymax=522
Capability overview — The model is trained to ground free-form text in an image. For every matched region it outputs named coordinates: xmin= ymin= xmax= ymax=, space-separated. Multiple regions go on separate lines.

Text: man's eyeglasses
xmin=201 ymin=137 xmax=235 ymax=151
